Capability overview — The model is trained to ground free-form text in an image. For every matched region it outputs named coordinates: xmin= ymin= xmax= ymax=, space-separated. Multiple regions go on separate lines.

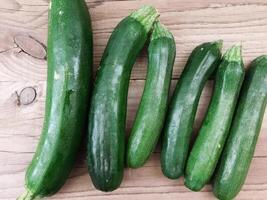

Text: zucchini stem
xmin=151 ymin=21 xmax=174 ymax=41
xmin=213 ymin=40 xmax=223 ymax=51
xmin=17 ymin=189 xmax=35 ymax=200
xmin=130 ymin=5 xmax=159 ymax=33
xmin=223 ymin=44 xmax=242 ymax=63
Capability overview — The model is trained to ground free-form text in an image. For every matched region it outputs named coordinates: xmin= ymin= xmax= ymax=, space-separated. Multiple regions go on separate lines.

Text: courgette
xmin=19 ymin=0 xmax=93 ymax=199
xmin=87 ymin=6 xmax=159 ymax=191
xmin=185 ymin=45 xmax=245 ymax=191
xmin=127 ymin=21 xmax=176 ymax=168
xmin=213 ymin=55 xmax=267 ymax=200
xmin=161 ymin=41 xmax=222 ymax=179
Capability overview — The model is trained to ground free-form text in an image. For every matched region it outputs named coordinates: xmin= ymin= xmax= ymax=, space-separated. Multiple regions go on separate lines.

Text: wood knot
xmin=14 ymin=34 xmax=47 ymax=60
xmin=16 ymin=87 xmax=37 ymax=106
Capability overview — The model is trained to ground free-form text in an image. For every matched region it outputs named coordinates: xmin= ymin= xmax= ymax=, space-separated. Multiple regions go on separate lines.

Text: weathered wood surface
xmin=0 ymin=0 xmax=266 ymax=199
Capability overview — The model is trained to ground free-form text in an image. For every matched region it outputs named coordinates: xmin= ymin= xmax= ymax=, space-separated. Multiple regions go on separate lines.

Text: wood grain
xmin=0 ymin=0 xmax=266 ymax=199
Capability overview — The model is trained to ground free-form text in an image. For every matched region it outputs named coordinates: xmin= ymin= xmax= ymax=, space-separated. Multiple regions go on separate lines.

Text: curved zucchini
xmin=213 ymin=55 xmax=267 ymax=200
xmin=127 ymin=21 xmax=176 ymax=168
xmin=87 ymin=6 xmax=159 ymax=192
xmin=19 ymin=0 xmax=93 ymax=199
xmin=161 ymin=41 xmax=222 ymax=179
xmin=185 ymin=45 xmax=245 ymax=191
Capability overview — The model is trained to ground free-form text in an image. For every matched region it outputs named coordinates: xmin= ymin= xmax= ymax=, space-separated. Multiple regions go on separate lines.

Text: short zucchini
xmin=87 ymin=6 xmax=159 ymax=191
xmin=127 ymin=21 xmax=176 ymax=168
xmin=161 ymin=41 xmax=222 ymax=179
xmin=19 ymin=0 xmax=93 ymax=199
xmin=213 ymin=55 xmax=267 ymax=200
xmin=185 ymin=45 xmax=245 ymax=191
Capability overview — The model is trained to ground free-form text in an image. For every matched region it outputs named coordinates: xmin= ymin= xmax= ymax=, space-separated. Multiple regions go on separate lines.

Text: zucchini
xmin=18 ymin=0 xmax=93 ymax=199
xmin=185 ymin=45 xmax=245 ymax=191
xmin=213 ymin=55 xmax=267 ymax=200
xmin=161 ymin=41 xmax=222 ymax=179
xmin=127 ymin=21 xmax=176 ymax=168
xmin=87 ymin=6 xmax=159 ymax=192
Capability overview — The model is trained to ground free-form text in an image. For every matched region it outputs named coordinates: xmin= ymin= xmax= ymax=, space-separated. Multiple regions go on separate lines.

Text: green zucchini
xmin=18 ymin=0 xmax=93 ymax=199
xmin=185 ymin=45 xmax=245 ymax=191
xmin=87 ymin=6 xmax=159 ymax=192
xmin=127 ymin=21 xmax=176 ymax=168
xmin=161 ymin=41 xmax=222 ymax=179
xmin=213 ymin=55 xmax=267 ymax=200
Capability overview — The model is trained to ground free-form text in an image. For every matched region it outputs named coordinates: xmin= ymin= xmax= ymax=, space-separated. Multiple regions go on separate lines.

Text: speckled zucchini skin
xmin=161 ymin=41 xmax=222 ymax=179
xmin=185 ymin=45 xmax=245 ymax=191
xmin=87 ymin=6 xmax=158 ymax=192
xmin=213 ymin=55 xmax=267 ymax=200
xmin=127 ymin=21 xmax=176 ymax=168
xmin=19 ymin=0 xmax=93 ymax=199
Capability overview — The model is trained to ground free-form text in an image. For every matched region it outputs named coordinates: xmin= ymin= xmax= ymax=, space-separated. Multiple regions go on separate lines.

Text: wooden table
xmin=0 ymin=1 xmax=266 ymax=199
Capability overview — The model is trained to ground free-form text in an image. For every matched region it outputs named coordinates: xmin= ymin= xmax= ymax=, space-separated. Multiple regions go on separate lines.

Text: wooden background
xmin=0 ymin=0 xmax=267 ymax=199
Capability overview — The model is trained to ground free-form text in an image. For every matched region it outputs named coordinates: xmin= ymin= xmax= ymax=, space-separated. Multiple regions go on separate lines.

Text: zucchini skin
xmin=185 ymin=45 xmax=245 ymax=191
xmin=213 ymin=55 xmax=267 ymax=200
xmin=87 ymin=7 xmax=158 ymax=192
xmin=127 ymin=22 xmax=176 ymax=168
xmin=161 ymin=41 xmax=222 ymax=179
xmin=20 ymin=0 xmax=93 ymax=199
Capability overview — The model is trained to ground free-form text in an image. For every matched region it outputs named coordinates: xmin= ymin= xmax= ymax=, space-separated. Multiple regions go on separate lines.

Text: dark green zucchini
xmin=18 ymin=0 xmax=93 ymax=199
xmin=161 ymin=41 xmax=222 ymax=179
xmin=87 ymin=6 xmax=159 ymax=192
xmin=185 ymin=45 xmax=245 ymax=191
xmin=213 ymin=55 xmax=267 ymax=200
xmin=127 ymin=21 xmax=176 ymax=168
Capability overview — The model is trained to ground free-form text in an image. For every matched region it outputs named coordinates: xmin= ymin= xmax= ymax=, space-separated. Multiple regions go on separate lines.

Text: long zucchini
xmin=161 ymin=41 xmax=222 ymax=179
xmin=213 ymin=55 xmax=267 ymax=200
xmin=127 ymin=21 xmax=176 ymax=168
xmin=87 ymin=6 xmax=159 ymax=191
xmin=19 ymin=0 xmax=93 ymax=199
xmin=185 ymin=45 xmax=245 ymax=191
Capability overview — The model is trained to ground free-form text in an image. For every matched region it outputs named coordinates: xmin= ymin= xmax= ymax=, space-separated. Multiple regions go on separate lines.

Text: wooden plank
xmin=1 ymin=0 xmax=267 ymax=79
xmin=0 ymin=79 xmax=266 ymax=199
